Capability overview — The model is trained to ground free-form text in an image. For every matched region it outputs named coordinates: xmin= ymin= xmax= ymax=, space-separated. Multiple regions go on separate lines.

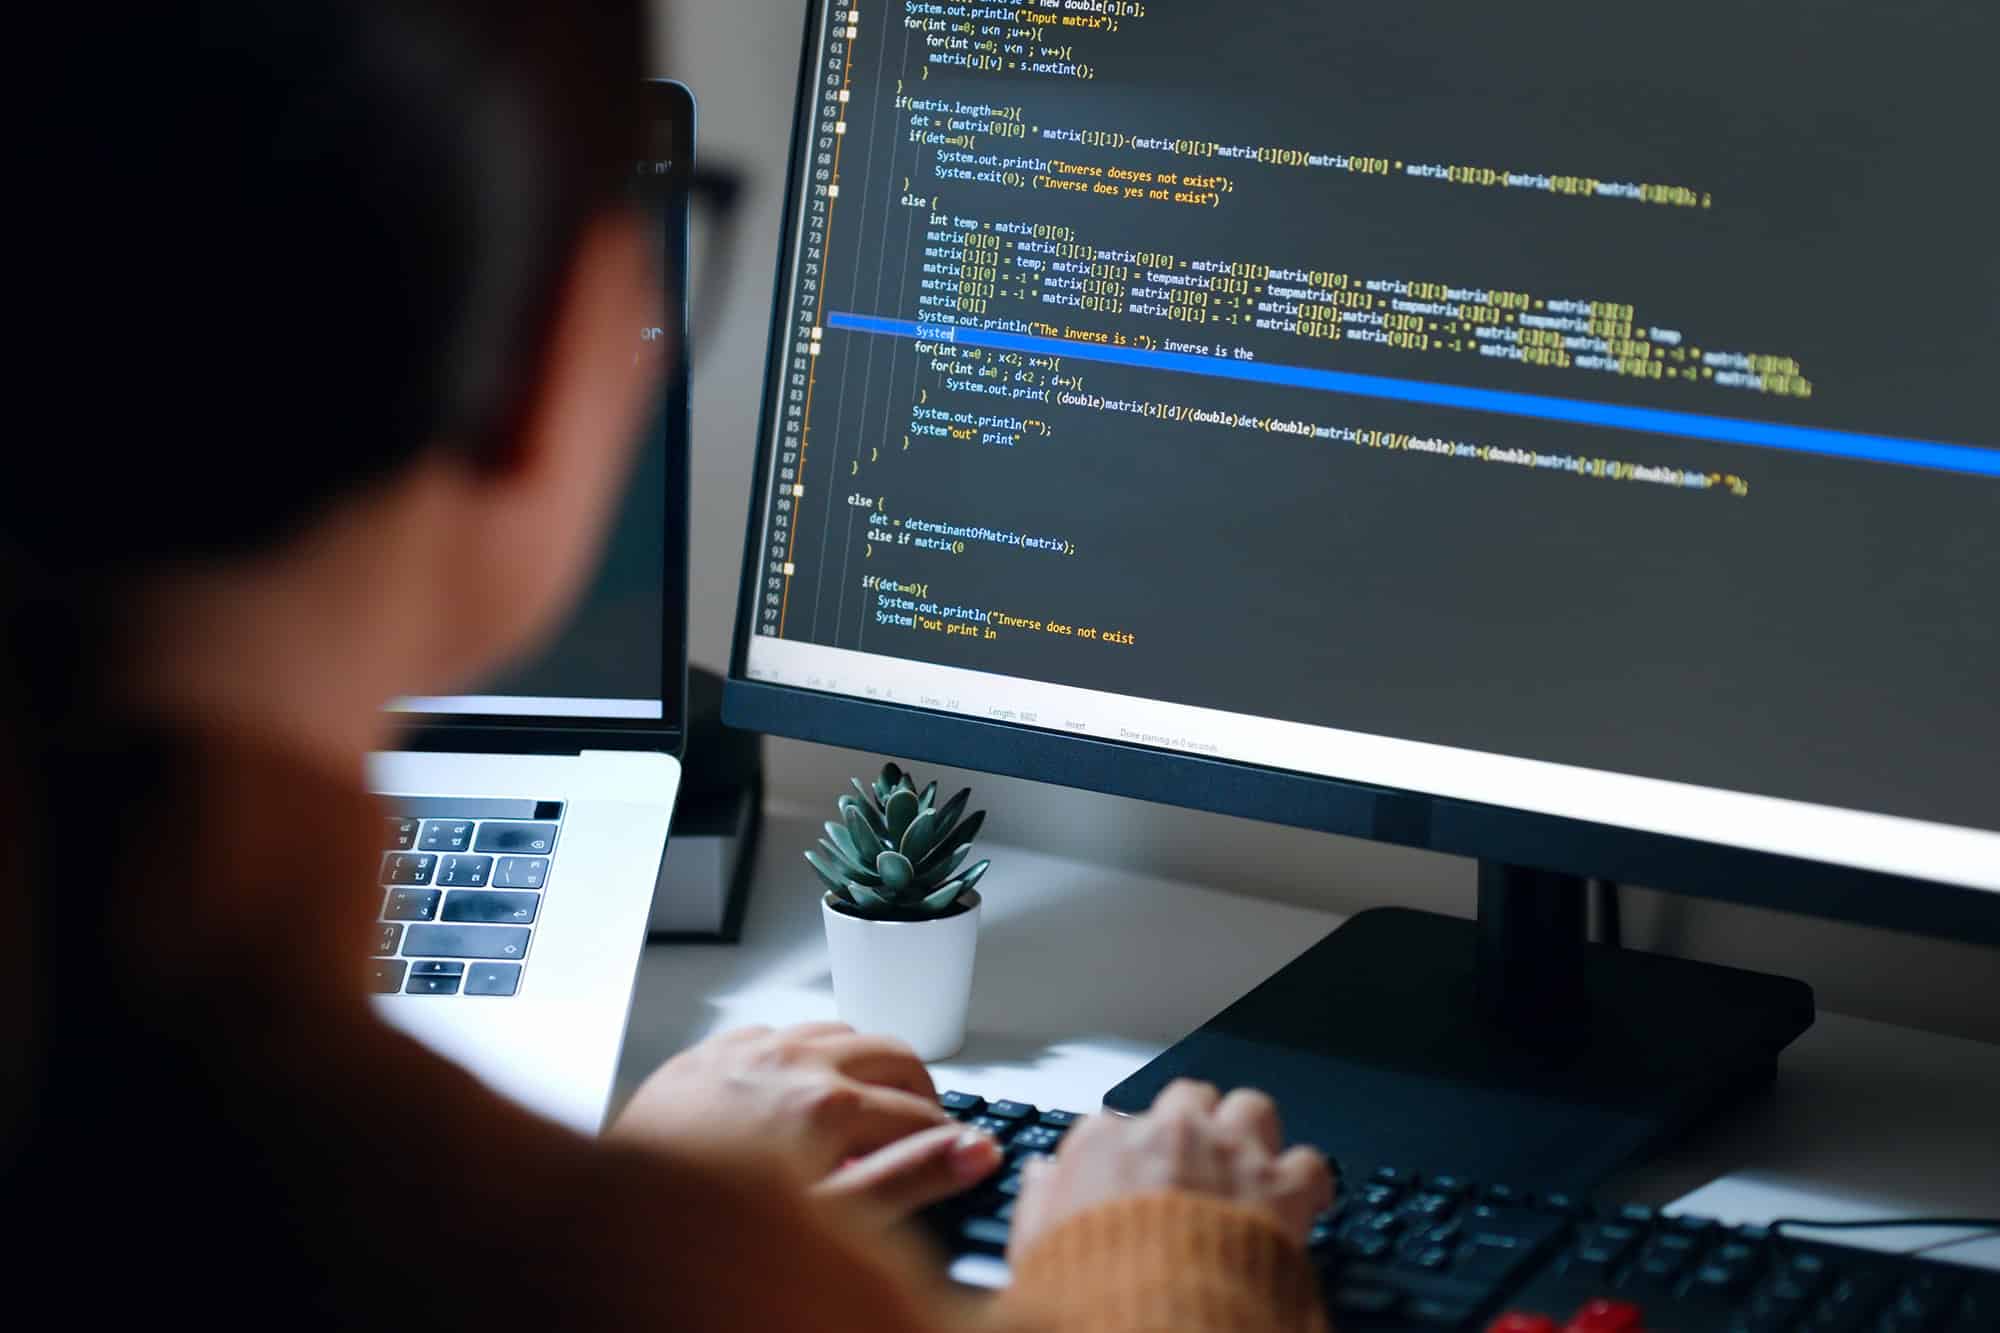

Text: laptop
xmin=362 ymin=80 xmax=695 ymax=1136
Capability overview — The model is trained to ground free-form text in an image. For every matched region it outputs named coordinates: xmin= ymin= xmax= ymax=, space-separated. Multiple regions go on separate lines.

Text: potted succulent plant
xmin=806 ymin=762 xmax=990 ymax=1060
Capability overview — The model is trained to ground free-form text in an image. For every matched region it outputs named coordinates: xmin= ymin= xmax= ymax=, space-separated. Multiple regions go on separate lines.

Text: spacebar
xmin=402 ymin=924 xmax=531 ymax=959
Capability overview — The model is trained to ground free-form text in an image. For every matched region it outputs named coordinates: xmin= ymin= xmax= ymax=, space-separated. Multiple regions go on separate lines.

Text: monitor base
xmin=1102 ymin=885 xmax=1815 ymax=1194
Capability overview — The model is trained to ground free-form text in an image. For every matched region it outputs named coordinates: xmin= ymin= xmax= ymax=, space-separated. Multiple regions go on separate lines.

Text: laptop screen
xmin=391 ymin=81 xmax=691 ymax=732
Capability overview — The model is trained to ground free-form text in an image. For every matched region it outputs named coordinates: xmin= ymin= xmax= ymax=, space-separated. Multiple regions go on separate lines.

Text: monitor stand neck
xmin=1102 ymin=861 xmax=1816 ymax=1194
xmin=1477 ymin=863 xmax=1588 ymax=1054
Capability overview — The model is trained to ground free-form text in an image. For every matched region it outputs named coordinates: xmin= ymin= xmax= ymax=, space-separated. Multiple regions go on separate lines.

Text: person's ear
xmin=430 ymin=208 xmax=666 ymax=689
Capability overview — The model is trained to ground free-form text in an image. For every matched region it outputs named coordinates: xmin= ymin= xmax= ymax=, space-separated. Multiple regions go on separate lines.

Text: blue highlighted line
xmin=825 ymin=312 xmax=2000 ymax=480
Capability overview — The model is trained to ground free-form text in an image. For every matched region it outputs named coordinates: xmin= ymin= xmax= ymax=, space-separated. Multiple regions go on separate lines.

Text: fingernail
xmin=951 ymin=1128 xmax=1000 ymax=1181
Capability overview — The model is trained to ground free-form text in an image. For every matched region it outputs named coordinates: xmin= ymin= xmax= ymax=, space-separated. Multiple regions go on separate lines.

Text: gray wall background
xmin=654 ymin=1 xmax=1999 ymax=1045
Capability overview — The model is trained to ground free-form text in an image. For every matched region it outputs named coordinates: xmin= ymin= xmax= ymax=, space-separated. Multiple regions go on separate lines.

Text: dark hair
xmin=7 ymin=0 xmax=648 ymax=581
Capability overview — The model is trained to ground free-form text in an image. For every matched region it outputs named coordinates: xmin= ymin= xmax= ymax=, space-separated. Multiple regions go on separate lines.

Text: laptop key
xmin=372 ymin=923 xmax=403 ymax=956
xmin=494 ymin=856 xmax=549 ymax=889
xmin=384 ymin=818 xmax=419 ymax=850
xmin=406 ymin=971 xmax=461 ymax=996
xmin=382 ymin=853 xmax=436 ymax=885
xmin=383 ymin=888 xmax=441 ymax=922
xmin=419 ymin=820 xmax=475 ymax=853
xmin=402 ymin=924 xmax=531 ymax=959
xmin=474 ymin=822 xmax=557 ymax=855
xmin=465 ymin=963 xmax=522 ymax=996
xmin=437 ymin=855 xmax=493 ymax=888
xmin=442 ymin=890 xmax=540 ymax=924
xmin=367 ymin=959 xmax=407 ymax=993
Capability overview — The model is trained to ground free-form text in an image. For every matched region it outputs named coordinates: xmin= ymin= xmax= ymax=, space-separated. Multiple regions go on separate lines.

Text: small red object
xmin=1565 ymin=1299 xmax=1644 ymax=1333
xmin=1485 ymin=1314 xmax=1559 ymax=1333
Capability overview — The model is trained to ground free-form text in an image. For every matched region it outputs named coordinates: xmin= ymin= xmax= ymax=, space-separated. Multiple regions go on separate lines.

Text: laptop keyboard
xmin=366 ymin=798 xmax=565 ymax=998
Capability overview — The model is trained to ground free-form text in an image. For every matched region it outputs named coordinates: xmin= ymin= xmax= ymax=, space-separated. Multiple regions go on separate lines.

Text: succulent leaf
xmin=880 ymin=762 xmax=904 ymax=790
xmin=823 ymin=820 xmax=863 ymax=866
xmin=899 ymin=807 xmax=940 ymax=863
xmin=818 ymin=837 xmax=877 ymax=883
xmin=885 ymin=787 xmax=920 ymax=842
xmin=805 ymin=850 xmax=852 ymax=895
xmin=919 ymin=880 xmax=965 ymax=913
xmin=920 ymin=841 xmax=973 ymax=887
xmin=926 ymin=808 xmax=984 ymax=867
xmin=920 ymin=780 xmax=938 ymax=811
xmin=845 ymin=878 xmax=895 ymax=912
xmin=877 ymin=850 xmax=916 ymax=892
xmin=843 ymin=804 xmax=886 ymax=861
xmin=957 ymin=859 xmax=991 ymax=893
xmin=844 ymin=786 xmax=888 ymax=833
xmin=933 ymin=787 xmax=972 ymax=838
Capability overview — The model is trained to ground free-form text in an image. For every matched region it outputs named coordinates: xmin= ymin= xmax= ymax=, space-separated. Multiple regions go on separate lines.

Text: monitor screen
xmin=396 ymin=83 xmax=691 ymax=729
xmin=740 ymin=3 xmax=1999 ymax=891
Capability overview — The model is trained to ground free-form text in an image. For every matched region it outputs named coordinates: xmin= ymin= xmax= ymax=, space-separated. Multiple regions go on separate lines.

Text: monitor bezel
xmin=725 ymin=4 xmax=2000 ymax=948
xmin=399 ymin=78 xmax=694 ymax=758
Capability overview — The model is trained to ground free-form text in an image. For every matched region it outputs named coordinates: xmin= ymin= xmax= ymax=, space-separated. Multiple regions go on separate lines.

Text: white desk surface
xmin=618 ymin=807 xmax=2000 ymax=1270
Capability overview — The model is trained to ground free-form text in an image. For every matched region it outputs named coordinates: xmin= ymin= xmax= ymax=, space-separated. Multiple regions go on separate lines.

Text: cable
xmin=1770 ymin=1216 xmax=2000 ymax=1235
xmin=1910 ymin=1230 xmax=2000 ymax=1257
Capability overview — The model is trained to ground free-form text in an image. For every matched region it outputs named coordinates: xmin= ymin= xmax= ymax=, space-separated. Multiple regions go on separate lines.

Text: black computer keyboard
xmin=365 ymin=799 xmax=565 ymax=997
xmin=923 ymin=1090 xmax=1996 ymax=1332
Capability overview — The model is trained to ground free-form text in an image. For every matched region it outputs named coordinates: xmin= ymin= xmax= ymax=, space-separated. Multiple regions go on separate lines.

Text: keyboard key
xmin=494 ymin=856 xmax=549 ymax=889
xmin=965 ymin=1115 xmax=1019 ymax=1140
xmin=1037 ymin=1108 xmax=1082 ymax=1128
xmin=381 ymin=853 xmax=436 ymax=885
xmin=436 ymin=855 xmax=494 ymax=888
xmin=372 ymin=923 xmax=403 ymax=956
xmin=383 ymin=888 xmax=441 ymax=922
xmin=366 ymin=959 xmax=406 ymax=993
xmin=384 ymin=817 xmax=418 ymax=850
xmin=1008 ymin=1124 xmax=1064 ymax=1155
xmin=986 ymin=1100 xmax=1035 ymax=1121
xmin=474 ymin=822 xmax=557 ymax=854
xmin=418 ymin=820 xmax=475 ymax=852
xmin=939 ymin=1091 xmax=986 ymax=1115
xmin=1372 ymin=1166 xmax=1419 ymax=1186
xmin=401 ymin=924 xmax=531 ymax=959
xmin=442 ymin=890 xmax=540 ymax=924
xmin=1403 ymin=1191 xmax=1454 ymax=1218
xmin=960 ymin=1218 xmax=1011 ymax=1254
xmin=1331 ymin=1285 xmax=1401 ymax=1317
xmin=1362 ymin=1183 xmax=1402 ymax=1209
xmin=405 ymin=971 xmax=461 ymax=995
xmin=465 ymin=964 xmax=521 ymax=996
xmin=1405 ymin=1297 xmax=1476 ymax=1325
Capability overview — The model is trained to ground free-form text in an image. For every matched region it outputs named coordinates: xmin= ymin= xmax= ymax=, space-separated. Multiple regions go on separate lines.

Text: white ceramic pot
xmin=821 ymin=890 xmax=981 ymax=1061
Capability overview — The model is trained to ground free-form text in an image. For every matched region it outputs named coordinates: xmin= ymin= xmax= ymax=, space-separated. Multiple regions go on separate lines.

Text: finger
xmin=807 ymin=1082 xmax=952 ymax=1165
xmin=1214 ymin=1087 xmax=1283 ymax=1152
xmin=714 ymin=1024 xmax=775 ymax=1043
xmin=1005 ymin=1154 xmax=1055 ymax=1262
xmin=814 ymin=1123 xmax=1002 ymax=1226
xmin=1274 ymin=1144 xmax=1337 ymax=1216
xmin=782 ymin=1021 xmax=857 ymax=1041
xmin=805 ymin=1033 xmax=938 ymax=1099
xmin=1152 ymin=1078 xmax=1222 ymax=1118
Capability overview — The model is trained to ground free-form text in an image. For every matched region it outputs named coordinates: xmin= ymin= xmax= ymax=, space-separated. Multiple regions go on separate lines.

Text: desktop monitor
xmin=726 ymin=2 xmax=2000 ymax=1187
xmin=396 ymin=80 xmax=693 ymax=751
